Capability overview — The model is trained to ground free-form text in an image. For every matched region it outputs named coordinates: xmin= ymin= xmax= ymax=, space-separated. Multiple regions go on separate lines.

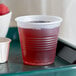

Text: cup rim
xmin=15 ymin=15 xmax=63 ymax=25
xmin=0 ymin=11 xmax=12 ymax=17
xmin=0 ymin=37 xmax=11 ymax=44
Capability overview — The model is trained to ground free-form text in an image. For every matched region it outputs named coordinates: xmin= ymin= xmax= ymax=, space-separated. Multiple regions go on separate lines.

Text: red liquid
xmin=18 ymin=27 xmax=59 ymax=65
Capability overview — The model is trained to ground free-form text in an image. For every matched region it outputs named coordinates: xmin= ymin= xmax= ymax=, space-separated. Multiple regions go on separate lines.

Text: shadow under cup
xmin=15 ymin=15 xmax=62 ymax=66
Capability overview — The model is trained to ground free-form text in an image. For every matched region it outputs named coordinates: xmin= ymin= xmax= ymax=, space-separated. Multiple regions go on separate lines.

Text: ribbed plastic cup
xmin=15 ymin=15 xmax=62 ymax=65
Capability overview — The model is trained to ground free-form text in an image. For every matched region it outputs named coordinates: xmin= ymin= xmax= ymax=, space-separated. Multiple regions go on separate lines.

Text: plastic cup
xmin=15 ymin=15 xmax=62 ymax=65
xmin=0 ymin=12 xmax=12 ymax=37
xmin=0 ymin=37 xmax=11 ymax=63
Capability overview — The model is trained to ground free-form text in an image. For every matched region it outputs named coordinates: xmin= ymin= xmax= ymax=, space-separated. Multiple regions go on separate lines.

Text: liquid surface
xmin=28 ymin=21 xmax=51 ymax=23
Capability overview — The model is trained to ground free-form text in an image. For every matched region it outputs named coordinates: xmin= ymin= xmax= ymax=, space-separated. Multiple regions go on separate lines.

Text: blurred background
xmin=2 ymin=0 xmax=76 ymax=48
xmin=3 ymin=0 xmax=63 ymax=27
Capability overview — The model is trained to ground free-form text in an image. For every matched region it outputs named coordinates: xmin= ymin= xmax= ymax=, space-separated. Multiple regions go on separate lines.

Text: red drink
xmin=15 ymin=15 xmax=62 ymax=65
xmin=18 ymin=27 xmax=59 ymax=65
xmin=0 ymin=4 xmax=9 ymax=15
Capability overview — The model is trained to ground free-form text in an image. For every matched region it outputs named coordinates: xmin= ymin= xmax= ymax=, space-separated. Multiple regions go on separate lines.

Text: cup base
xmin=23 ymin=60 xmax=55 ymax=66
xmin=0 ymin=60 xmax=8 ymax=64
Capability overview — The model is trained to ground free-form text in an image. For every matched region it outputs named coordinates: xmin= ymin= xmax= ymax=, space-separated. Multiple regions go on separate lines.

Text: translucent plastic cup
xmin=0 ymin=12 xmax=12 ymax=37
xmin=15 ymin=15 xmax=62 ymax=65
